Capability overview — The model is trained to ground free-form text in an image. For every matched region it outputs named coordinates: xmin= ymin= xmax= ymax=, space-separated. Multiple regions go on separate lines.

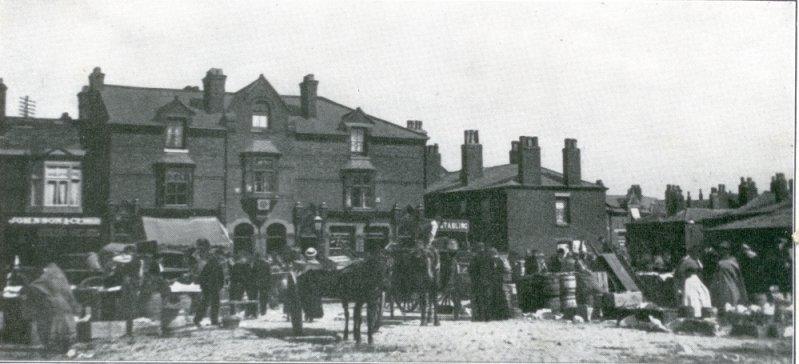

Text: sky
xmin=0 ymin=0 xmax=794 ymax=197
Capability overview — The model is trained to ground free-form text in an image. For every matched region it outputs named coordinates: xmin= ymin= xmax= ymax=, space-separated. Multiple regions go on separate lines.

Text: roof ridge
xmin=311 ymin=96 xmax=428 ymax=137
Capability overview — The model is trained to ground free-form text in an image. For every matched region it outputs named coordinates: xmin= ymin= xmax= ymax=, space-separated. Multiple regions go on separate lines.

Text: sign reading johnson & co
xmin=7 ymin=216 xmax=102 ymax=226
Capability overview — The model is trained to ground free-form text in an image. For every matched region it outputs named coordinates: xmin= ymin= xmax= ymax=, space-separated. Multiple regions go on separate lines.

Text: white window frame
xmin=350 ymin=128 xmax=365 ymax=154
xmin=165 ymin=118 xmax=187 ymax=149
xmin=555 ymin=197 xmax=570 ymax=226
xmin=252 ymin=114 xmax=269 ymax=129
xmin=42 ymin=162 xmax=81 ymax=207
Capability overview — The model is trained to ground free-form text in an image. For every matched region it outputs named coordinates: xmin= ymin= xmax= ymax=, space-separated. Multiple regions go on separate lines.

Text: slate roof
xmin=156 ymin=152 xmax=196 ymax=165
xmin=342 ymin=157 xmax=376 ymax=171
xmin=426 ymin=163 xmax=603 ymax=194
xmin=242 ymin=140 xmax=281 ymax=155
xmin=282 ymin=96 xmax=426 ymax=140
xmin=0 ymin=116 xmax=83 ymax=156
xmin=605 ymin=195 xmax=663 ymax=211
xmin=635 ymin=207 xmax=731 ymax=224
xmin=707 ymin=205 xmax=792 ymax=231
xmin=97 ymin=83 xmax=427 ymax=140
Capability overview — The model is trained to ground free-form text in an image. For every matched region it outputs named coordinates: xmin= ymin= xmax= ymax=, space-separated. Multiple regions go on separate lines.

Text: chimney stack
xmin=89 ymin=67 xmax=105 ymax=91
xmin=562 ymin=138 xmax=581 ymax=186
xmin=424 ymin=144 xmax=442 ymax=188
xmin=518 ymin=136 xmax=542 ymax=185
xmin=202 ymin=68 xmax=226 ymax=113
xmin=300 ymin=74 xmax=318 ymax=118
xmin=460 ymin=130 xmax=483 ymax=185
xmin=509 ymin=141 xmax=520 ymax=164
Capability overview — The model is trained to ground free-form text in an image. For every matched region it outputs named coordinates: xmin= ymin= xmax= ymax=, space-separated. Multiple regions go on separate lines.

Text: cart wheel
xmin=285 ymin=273 xmax=303 ymax=336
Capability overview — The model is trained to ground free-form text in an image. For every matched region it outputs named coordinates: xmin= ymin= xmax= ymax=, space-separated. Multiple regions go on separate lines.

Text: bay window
xmin=245 ymin=157 xmax=278 ymax=193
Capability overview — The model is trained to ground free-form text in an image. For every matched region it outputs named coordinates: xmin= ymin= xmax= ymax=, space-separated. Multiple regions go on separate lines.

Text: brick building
xmin=77 ymin=67 xmax=427 ymax=257
xmin=424 ymin=131 xmax=607 ymax=256
xmin=0 ymin=79 xmax=104 ymax=269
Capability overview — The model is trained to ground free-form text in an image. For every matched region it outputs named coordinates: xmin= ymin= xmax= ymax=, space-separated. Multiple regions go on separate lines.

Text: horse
xmin=388 ymin=240 xmax=440 ymax=326
xmin=296 ymin=251 xmax=390 ymax=344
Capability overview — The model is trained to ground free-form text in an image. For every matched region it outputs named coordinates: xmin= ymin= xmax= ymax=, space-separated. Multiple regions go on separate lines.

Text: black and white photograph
xmin=0 ymin=0 xmax=795 ymax=362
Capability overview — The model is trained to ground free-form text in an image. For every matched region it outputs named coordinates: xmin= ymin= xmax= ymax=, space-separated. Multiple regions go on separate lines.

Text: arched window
xmin=233 ymin=223 xmax=255 ymax=254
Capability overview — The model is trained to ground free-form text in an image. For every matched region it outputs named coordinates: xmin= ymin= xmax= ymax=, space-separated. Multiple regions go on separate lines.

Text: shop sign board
xmin=7 ymin=216 xmax=102 ymax=226
xmin=439 ymin=219 xmax=469 ymax=233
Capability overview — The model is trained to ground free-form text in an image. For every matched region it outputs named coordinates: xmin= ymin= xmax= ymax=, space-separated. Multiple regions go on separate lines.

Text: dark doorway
xmin=233 ymin=223 xmax=255 ymax=255
xmin=266 ymin=223 xmax=287 ymax=255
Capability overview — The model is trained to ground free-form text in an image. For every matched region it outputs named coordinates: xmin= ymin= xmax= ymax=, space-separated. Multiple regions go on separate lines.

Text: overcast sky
xmin=0 ymin=0 xmax=794 ymax=197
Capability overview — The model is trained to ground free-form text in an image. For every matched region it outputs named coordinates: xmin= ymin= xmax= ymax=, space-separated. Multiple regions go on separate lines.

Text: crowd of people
xmin=672 ymin=237 xmax=793 ymax=317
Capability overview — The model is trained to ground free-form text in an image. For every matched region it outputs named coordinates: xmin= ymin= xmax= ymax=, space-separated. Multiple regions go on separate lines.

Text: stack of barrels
xmin=559 ymin=272 xmax=577 ymax=309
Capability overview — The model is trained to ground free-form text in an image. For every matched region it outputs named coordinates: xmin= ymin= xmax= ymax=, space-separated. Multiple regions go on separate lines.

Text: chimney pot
xmin=300 ymin=74 xmax=319 ymax=118
xmin=509 ymin=141 xmax=520 ymax=164
xmin=89 ymin=67 xmax=105 ymax=91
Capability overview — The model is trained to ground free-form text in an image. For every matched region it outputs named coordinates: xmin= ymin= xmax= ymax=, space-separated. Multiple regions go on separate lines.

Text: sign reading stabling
xmin=439 ymin=219 xmax=470 ymax=233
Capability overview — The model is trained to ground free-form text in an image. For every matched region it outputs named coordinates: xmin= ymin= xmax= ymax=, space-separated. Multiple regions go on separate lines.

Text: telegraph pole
xmin=18 ymin=96 xmax=36 ymax=118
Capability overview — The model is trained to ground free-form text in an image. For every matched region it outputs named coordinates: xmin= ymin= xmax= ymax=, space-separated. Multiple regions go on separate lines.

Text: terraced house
xmin=77 ymin=67 xmax=428 ymax=257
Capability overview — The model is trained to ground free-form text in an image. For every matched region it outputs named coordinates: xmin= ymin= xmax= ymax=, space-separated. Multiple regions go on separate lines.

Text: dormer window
xmin=350 ymin=127 xmax=366 ymax=154
xmin=165 ymin=118 xmax=186 ymax=149
xmin=252 ymin=100 xmax=270 ymax=130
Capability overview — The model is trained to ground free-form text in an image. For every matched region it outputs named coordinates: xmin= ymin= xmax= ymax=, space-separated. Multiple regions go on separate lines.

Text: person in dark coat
xmin=709 ymin=241 xmax=748 ymax=308
xmin=193 ymin=239 xmax=224 ymax=327
xmin=486 ymin=248 xmax=510 ymax=321
xmin=228 ymin=252 xmax=249 ymax=314
xmin=252 ymin=253 xmax=273 ymax=316
xmin=468 ymin=242 xmax=488 ymax=321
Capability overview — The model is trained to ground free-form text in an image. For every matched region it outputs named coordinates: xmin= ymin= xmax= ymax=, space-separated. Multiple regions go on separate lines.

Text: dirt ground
xmin=0 ymin=302 xmax=792 ymax=362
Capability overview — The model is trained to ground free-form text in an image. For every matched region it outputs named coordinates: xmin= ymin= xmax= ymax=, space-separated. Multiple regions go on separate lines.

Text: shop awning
xmin=141 ymin=216 xmax=232 ymax=250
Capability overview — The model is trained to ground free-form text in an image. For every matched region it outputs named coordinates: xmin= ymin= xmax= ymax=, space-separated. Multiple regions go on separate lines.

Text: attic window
xmin=350 ymin=127 xmax=366 ymax=154
xmin=252 ymin=101 xmax=270 ymax=130
xmin=165 ymin=117 xmax=187 ymax=149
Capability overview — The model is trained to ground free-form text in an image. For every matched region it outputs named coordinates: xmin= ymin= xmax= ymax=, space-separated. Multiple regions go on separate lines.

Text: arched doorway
xmin=266 ymin=223 xmax=287 ymax=255
xmin=233 ymin=223 xmax=255 ymax=255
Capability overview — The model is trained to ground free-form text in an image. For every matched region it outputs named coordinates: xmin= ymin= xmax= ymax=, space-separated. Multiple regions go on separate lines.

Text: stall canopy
xmin=141 ymin=216 xmax=232 ymax=250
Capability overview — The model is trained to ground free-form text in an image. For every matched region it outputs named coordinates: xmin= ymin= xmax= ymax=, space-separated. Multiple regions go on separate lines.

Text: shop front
xmin=2 ymin=215 xmax=103 ymax=276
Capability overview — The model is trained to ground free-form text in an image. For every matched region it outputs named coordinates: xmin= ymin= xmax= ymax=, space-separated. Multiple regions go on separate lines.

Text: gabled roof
xmin=426 ymin=163 xmax=603 ymax=194
xmin=0 ymin=116 xmax=83 ymax=156
xmin=95 ymin=79 xmax=427 ymax=140
xmin=340 ymin=107 xmax=375 ymax=127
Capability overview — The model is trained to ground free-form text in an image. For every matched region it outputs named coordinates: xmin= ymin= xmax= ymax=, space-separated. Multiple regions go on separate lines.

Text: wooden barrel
xmin=560 ymin=273 xmax=577 ymax=309
xmin=545 ymin=273 xmax=561 ymax=311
